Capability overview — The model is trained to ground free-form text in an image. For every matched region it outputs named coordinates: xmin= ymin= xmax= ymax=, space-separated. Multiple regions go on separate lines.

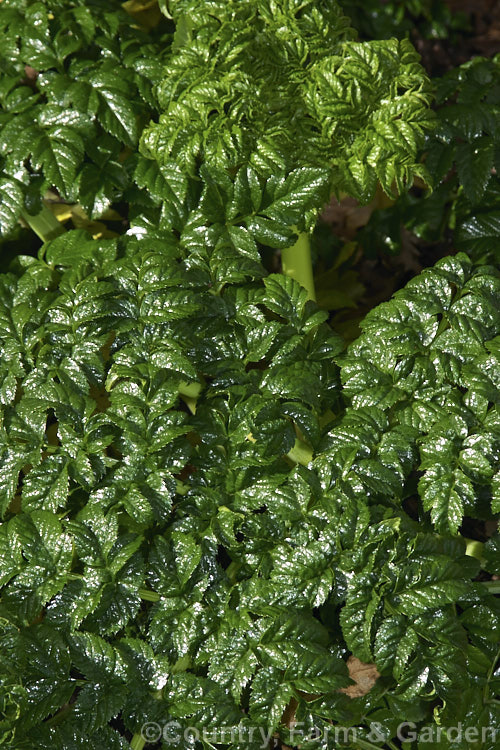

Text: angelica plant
xmin=138 ymin=0 xmax=435 ymax=297
xmin=0 ymin=2 xmax=499 ymax=750
xmin=0 ymin=0 xmax=435 ymax=299
xmin=0 ymin=233 xmax=498 ymax=749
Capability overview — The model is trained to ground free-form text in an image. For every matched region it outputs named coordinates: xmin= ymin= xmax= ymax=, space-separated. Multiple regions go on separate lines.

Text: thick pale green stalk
xmin=20 ymin=204 xmax=65 ymax=242
xmin=464 ymin=538 xmax=484 ymax=562
xmin=130 ymin=734 xmax=146 ymax=750
xmin=483 ymin=581 xmax=500 ymax=594
xmin=178 ymin=379 xmax=202 ymax=414
xmin=281 ymin=229 xmax=316 ymax=301
xmin=138 ymin=587 xmax=161 ymax=602
xmin=484 ymin=646 xmax=500 ymax=703
xmin=287 ymin=438 xmax=313 ymax=466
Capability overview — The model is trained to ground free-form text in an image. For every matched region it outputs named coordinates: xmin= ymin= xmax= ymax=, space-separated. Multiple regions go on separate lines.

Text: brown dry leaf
xmin=485 ymin=520 xmax=498 ymax=538
xmin=280 ymin=697 xmax=298 ymax=730
xmin=23 ymin=65 xmax=39 ymax=84
xmin=340 ymin=656 xmax=381 ymax=698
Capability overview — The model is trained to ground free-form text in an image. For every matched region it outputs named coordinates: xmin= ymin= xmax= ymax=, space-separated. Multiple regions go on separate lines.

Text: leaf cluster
xmin=0 ymin=2 xmax=499 ymax=749
xmin=0 ymin=233 xmax=498 ymax=747
xmin=0 ymin=0 xmax=172 ymax=235
xmin=339 ymin=0 xmax=469 ymax=43
xmin=141 ymin=0 xmax=435 ymax=206
xmin=359 ymin=55 xmax=500 ymax=266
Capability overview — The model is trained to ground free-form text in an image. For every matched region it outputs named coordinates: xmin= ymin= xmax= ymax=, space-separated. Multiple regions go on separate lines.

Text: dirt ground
xmin=416 ymin=0 xmax=500 ymax=73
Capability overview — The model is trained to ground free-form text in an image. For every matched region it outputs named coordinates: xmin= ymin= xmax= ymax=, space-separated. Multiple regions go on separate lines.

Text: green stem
xmin=226 ymin=560 xmax=241 ymax=583
xmin=281 ymin=229 xmax=315 ymax=301
xmin=176 ymin=479 xmax=188 ymax=495
xmin=171 ymin=654 xmax=191 ymax=673
xmin=20 ymin=204 xmax=65 ymax=243
xmin=138 ymin=587 xmax=161 ymax=602
xmin=68 ymin=575 xmax=162 ymax=602
xmin=129 ymin=686 xmax=165 ymax=748
xmin=130 ymin=734 xmax=146 ymax=750
xmin=483 ymin=645 xmax=500 ymax=703
xmin=482 ymin=581 xmax=500 ymax=594
xmin=464 ymin=538 xmax=484 ymax=561
xmin=287 ymin=437 xmax=313 ymax=466
xmin=44 ymin=703 xmax=74 ymax=727
xmin=67 ymin=577 xmax=161 ymax=602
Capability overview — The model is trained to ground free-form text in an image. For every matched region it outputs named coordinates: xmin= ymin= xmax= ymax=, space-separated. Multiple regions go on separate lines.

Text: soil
xmin=414 ymin=1 xmax=500 ymax=74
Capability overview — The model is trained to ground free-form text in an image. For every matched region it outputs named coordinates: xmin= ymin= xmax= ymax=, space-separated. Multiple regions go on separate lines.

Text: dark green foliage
xmin=442 ymin=56 xmax=500 ymax=265
xmin=339 ymin=0 xmax=468 ymax=42
xmin=0 ymin=0 xmax=436 ymax=266
xmin=0 ymin=2 xmax=499 ymax=748
xmin=127 ymin=0 xmax=436 ymax=310
xmin=339 ymin=254 xmax=500 ymax=533
xmin=0 ymin=231 xmax=344 ymax=746
xmin=0 ymin=234 xmax=498 ymax=747
xmin=140 ymin=0 xmax=435 ymax=224
xmin=430 ymin=57 xmax=500 ymax=202
xmin=0 ymin=0 xmax=172 ymax=233
xmin=360 ymin=55 xmax=500 ymax=266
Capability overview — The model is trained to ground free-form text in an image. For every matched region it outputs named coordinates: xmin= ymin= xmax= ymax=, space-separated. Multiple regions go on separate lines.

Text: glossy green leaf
xmin=31 ymin=126 xmax=85 ymax=197
xmin=456 ymin=212 xmax=500 ymax=255
xmin=0 ymin=177 xmax=24 ymax=235
xmin=0 ymin=2 xmax=498 ymax=744
xmin=456 ymin=138 xmax=495 ymax=204
xmin=23 ymin=457 xmax=69 ymax=515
